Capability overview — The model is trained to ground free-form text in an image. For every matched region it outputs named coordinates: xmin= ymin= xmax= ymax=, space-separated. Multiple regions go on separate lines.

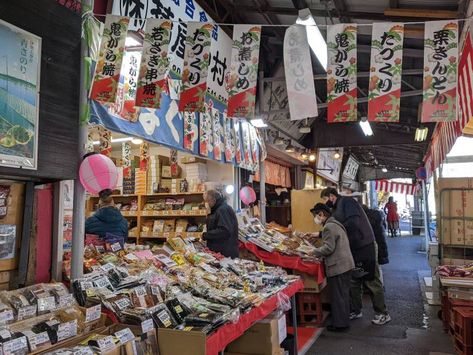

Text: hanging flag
xmin=283 ymin=25 xmax=318 ymax=121
xmin=234 ymin=120 xmax=242 ymax=165
xmin=136 ymin=19 xmax=172 ymax=108
xmin=227 ymin=25 xmax=262 ymax=118
xmin=122 ymin=142 xmax=131 ymax=179
xmin=368 ymin=23 xmax=404 ymax=122
xmin=207 ymin=31 xmax=232 ymax=110
xmin=140 ymin=142 xmax=149 ymax=170
xmin=199 ymin=105 xmax=213 ymax=157
xmin=224 ymin=114 xmax=236 ymax=163
xmin=183 ymin=111 xmax=199 ymax=153
xmin=98 ymin=126 xmax=112 ymax=157
xmin=326 ymin=24 xmax=357 ymax=123
xmin=255 ymin=128 xmax=267 ymax=161
xmin=90 ymin=15 xmax=129 ymax=103
xmin=249 ymin=124 xmax=260 ymax=171
xmin=179 ymin=22 xmax=213 ymax=112
xmin=422 ymin=20 xmax=459 ymax=122
xmin=240 ymin=120 xmax=253 ymax=169
xmin=211 ymin=106 xmax=224 ymax=160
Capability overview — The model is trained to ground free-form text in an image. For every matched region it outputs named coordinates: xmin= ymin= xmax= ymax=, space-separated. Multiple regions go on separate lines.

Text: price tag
xmin=101 ymin=263 xmax=115 ymax=272
xmin=80 ymin=281 xmax=94 ymax=290
xmin=57 ymin=320 xmax=77 ymax=342
xmin=85 ymin=288 xmax=96 ymax=297
xmin=85 ymin=304 xmax=101 ymax=323
xmin=156 ymin=310 xmax=172 ymax=328
xmin=97 ymin=336 xmax=116 ymax=352
xmin=0 ymin=310 xmax=13 ymax=323
xmin=111 ymin=242 xmax=122 ymax=252
xmin=2 ymin=336 xmax=27 ymax=355
xmin=24 ymin=330 xmax=49 ymax=351
xmin=125 ymin=253 xmax=139 ymax=261
xmin=114 ymin=298 xmax=131 ymax=311
xmin=37 ymin=296 xmax=56 ymax=312
xmin=95 ymin=245 xmax=105 ymax=253
xmin=115 ymin=328 xmax=135 ymax=345
xmin=0 ymin=329 xmax=11 ymax=339
xmin=141 ymin=319 xmax=154 ymax=333
xmin=59 ymin=294 xmax=74 ymax=308
xmin=71 ymin=347 xmax=94 ymax=355
xmin=134 ymin=286 xmax=147 ymax=297
xmin=94 ymin=276 xmax=112 ymax=289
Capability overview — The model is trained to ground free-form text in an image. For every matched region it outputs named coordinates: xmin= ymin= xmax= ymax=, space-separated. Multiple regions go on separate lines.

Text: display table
xmin=240 ymin=241 xmax=325 ymax=284
xmin=206 ymin=279 xmax=304 ymax=355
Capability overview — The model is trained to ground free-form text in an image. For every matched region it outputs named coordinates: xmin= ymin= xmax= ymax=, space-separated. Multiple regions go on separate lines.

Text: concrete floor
xmin=309 ymin=236 xmax=454 ymax=355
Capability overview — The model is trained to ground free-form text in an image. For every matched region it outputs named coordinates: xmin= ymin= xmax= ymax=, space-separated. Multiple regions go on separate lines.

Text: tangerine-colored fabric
xmin=240 ymin=242 xmax=325 ymax=284
xmin=206 ymin=280 xmax=303 ymax=355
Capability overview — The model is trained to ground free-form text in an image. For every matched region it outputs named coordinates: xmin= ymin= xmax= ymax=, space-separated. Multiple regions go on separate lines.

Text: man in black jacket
xmin=363 ymin=205 xmax=389 ymax=265
xmin=321 ymin=188 xmax=390 ymax=325
xmin=202 ymin=190 xmax=239 ymax=258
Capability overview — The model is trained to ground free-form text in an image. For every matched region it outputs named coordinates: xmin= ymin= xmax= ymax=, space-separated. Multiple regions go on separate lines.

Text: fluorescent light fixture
xmin=92 ymin=137 xmax=133 ymax=145
xmin=225 ymin=184 xmax=235 ymax=194
xmin=359 ymin=118 xmax=374 ymax=136
xmin=251 ymin=118 xmax=268 ymax=128
xmin=299 ymin=123 xmax=311 ymax=134
xmin=125 ymin=36 xmax=141 ymax=47
xmin=382 ymin=167 xmax=388 ymax=173
xmin=296 ymin=8 xmax=327 ymax=71
xmin=415 ymin=127 xmax=428 ymax=142
xmin=131 ymin=138 xmax=144 ymax=145
xmin=309 ymin=153 xmax=316 ymax=162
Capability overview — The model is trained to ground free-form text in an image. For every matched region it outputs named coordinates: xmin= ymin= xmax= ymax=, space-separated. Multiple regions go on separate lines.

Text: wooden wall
xmin=0 ymin=1 xmax=81 ymax=181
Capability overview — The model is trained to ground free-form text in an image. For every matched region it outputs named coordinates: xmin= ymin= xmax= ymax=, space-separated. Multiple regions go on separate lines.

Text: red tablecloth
xmin=205 ymin=280 xmax=304 ymax=355
xmin=240 ymin=242 xmax=325 ymax=284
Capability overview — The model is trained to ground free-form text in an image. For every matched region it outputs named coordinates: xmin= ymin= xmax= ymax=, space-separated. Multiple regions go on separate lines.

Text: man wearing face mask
xmin=310 ymin=203 xmax=354 ymax=332
xmin=320 ymin=188 xmax=391 ymax=326
xmin=202 ymin=189 xmax=239 ymax=258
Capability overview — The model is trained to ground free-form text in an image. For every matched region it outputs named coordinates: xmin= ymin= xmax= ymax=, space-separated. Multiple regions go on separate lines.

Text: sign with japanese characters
xmin=211 ymin=105 xmax=224 ymax=160
xmin=368 ymin=23 xmax=404 ymax=122
xmin=179 ymin=22 xmax=213 ymax=112
xmin=227 ymin=25 xmax=262 ymax=119
xmin=283 ymin=25 xmax=318 ymax=121
xmin=342 ymin=155 xmax=359 ymax=180
xmin=90 ymin=15 xmax=129 ymax=103
xmin=422 ymin=20 xmax=458 ymax=122
xmin=240 ymin=120 xmax=253 ymax=169
xmin=199 ymin=105 xmax=213 ymax=157
xmin=234 ymin=120 xmax=242 ymax=165
xmin=327 ymin=24 xmax=357 ymax=123
xmin=249 ymin=124 xmax=259 ymax=171
xmin=183 ymin=111 xmax=199 ymax=154
xmin=207 ymin=32 xmax=232 ymax=109
xmin=224 ymin=114 xmax=236 ymax=163
xmin=136 ymin=19 xmax=172 ymax=108
xmin=122 ymin=142 xmax=131 ymax=178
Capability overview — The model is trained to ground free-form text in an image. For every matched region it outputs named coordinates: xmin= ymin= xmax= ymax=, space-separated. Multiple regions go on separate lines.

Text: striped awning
xmin=424 ymin=31 xmax=473 ymax=177
xmin=375 ymin=180 xmax=417 ymax=195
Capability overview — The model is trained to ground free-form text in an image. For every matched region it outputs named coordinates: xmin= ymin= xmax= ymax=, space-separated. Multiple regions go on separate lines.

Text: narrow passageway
xmin=309 ymin=236 xmax=453 ymax=355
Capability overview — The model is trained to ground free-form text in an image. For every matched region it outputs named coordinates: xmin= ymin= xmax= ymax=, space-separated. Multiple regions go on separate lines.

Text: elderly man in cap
xmin=310 ymin=203 xmax=354 ymax=332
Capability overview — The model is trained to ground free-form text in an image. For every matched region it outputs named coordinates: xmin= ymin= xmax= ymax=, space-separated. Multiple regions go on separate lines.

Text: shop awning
xmin=375 ymin=180 xmax=417 ymax=195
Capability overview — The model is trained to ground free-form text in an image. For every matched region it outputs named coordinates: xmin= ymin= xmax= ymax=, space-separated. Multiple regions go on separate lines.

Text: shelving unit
xmin=85 ymin=192 xmax=208 ymax=244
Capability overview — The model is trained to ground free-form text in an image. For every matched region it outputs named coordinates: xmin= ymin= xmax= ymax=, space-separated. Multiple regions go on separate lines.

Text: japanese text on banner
xmin=136 ymin=19 xmax=172 ymax=108
xmin=211 ymin=107 xmax=224 ymax=160
xmin=283 ymin=25 xmax=318 ymax=121
xmin=179 ymin=22 xmax=213 ymax=112
xmin=199 ymin=105 xmax=213 ymax=157
xmin=422 ymin=20 xmax=458 ymax=122
xmin=326 ymin=24 xmax=357 ymax=123
xmin=207 ymin=32 xmax=232 ymax=109
xmin=368 ymin=23 xmax=404 ymax=122
xmin=90 ymin=15 xmax=130 ymax=103
xmin=224 ymin=115 xmax=236 ymax=163
xmin=183 ymin=111 xmax=199 ymax=153
xmin=227 ymin=25 xmax=262 ymax=119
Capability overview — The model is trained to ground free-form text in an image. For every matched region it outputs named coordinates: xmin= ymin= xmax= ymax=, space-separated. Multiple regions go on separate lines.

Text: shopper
xmin=363 ymin=205 xmax=389 ymax=265
xmin=85 ymin=189 xmax=128 ymax=239
xmin=320 ymin=188 xmax=391 ymax=325
xmin=202 ymin=189 xmax=239 ymax=258
xmin=310 ymin=203 xmax=354 ymax=332
xmin=384 ymin=197 xmax=400 ymax=238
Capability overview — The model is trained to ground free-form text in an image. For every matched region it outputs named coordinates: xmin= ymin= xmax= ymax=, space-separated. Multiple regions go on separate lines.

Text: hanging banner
xmin=327 ymin=24 xmax=357 ymax=123
xmin=207 ymin=32 xmax=232 ymax=110
xmin=249 ymin=124 xmax=259 ymax=172
xmin=135 ymin=19 xmax=172 ymax=108
xmin=90 ymin=15 xmax=129 ymax=103
xmin=255 ymin=128 xmax=267 ymax=161
xmin=224 ymin=115 xmax=236 ymax=163
xmin=240 ymin=121 xmax=253 ymax=168
xmin=122 ymin=142 xmax=131 ymax=179
xmin=140 ymin=142 xmax=149 ymax=170
xmin=199 ymin=105 xmax=213 ymax=157
xmin=183 ymin=111 xmax=199 ymax=154
xmin=234 ymin=120 xmax=242 ymax=165
xmin=283 ymin=25 xmax=318 ymax=121
xmin=211 ymin=106 xmax=224 ymax=161
xmin=422 ymin=20 xmax=458 ymax=122
xmin=368 ymin=23 xmax=404 ymax=122
xmin=227 ymin=25 xmax=262 ymax=118
xmin=98 ymin=126 xmax=112 ymax=157
xmin=179 ymin=22 xmax=213 ymax=112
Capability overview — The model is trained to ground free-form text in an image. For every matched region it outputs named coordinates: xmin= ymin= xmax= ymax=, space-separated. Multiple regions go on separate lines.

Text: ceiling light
xmin=296 ymin=8 xmax=327 ymax=71
xmin=125 ymin=36 xmax=142 ymax=47
xmin=333 ymin=150 xmax=341 ymax=160
xmin=92 ymin=137 xmax=133 ymax=145
xmin=274 ymin=133 xmax=285 ymax=145
xmin=131 ymin=138 xmax=144 ymax=145
xmin=382 ymin=167 xmax=388 ymax=173
xmin=299 ymin=120 xmax=311 ymax=133
xmin=251 ymin=118 xmax=268 ymax=128
xmin=359 ymin=117 xmax=374 ymax=137
xmin=285 ymin=141 xmax=295 ymax=153
xmin=309 ymin=153 xmax=316 ymax=162
xmin=415 ymin=127 xmax=428 ymax=142
xmin=301 ymin=151 xmax=309 ymax=160
xmin=225 ymin=184 xmax=235 ymax=194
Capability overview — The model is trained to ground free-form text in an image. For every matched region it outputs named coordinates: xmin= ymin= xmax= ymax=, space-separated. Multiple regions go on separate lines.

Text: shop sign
xmin=136 ymin=19 xmax=172 ymax=109
xmin=327 ymin=24 xmax=357 ymax=123
xmin=224 ymin=115 xmax=236 ymax=163
xmin=207 ymin=32 xmax=232 ymax=109
xmin=0 ymin=20 xmax=41 ymax=170
xmin=179 ymin=22 xmax=213 ymax=112
xmin=90 ymin=15 xmax=129 ymax=103
xmin=122 ymin=142 xmax=131 ymax=179
xmin=368 ymin=23 xmax=404 ymax=122
xmin=317 ymin=148 xmax=343 ymax=183
xmin=283 ymin=25 xmax=318 ymax=121
xmin=422 ymin=20 xmax=458 ymax=122
xmin=342 ymin=155 xmax=359 ymax=180
xmin=227 ymin=25 xmax=262 ymax=119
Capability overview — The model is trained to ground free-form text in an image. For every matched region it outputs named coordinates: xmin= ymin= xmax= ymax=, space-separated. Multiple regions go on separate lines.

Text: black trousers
xmin=328 ymin=270 xmax=352 ymax=328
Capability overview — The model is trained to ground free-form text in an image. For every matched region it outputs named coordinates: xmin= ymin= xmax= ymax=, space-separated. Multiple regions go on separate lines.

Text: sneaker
xmin=349 ymin=312 xmax=362 ymax=320
xmin=372 ymin=313 xmax=391 ymax=325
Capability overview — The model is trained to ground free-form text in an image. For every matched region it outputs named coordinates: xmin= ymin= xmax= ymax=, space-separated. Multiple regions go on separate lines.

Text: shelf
xmin=142 ymin=192 xmax=204 ymax=197
xmin=121 ymin=211 xmax=139 ymax=217
xmin=441 ymin=244 xmax=473 ymax=249
xmin=128 ymin=233 xmax=138 ymax=238
xmin=141 ymin=210 xmax=208 ymax=217
xmin=88 ymin=194 xmax=138 ymax=198
xmin=140 ymin=232 xmax=203 ymax=239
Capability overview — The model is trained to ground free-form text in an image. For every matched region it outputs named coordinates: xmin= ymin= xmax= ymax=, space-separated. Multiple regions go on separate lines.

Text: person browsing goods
xmin=202 ymin=189 xmax=239 ymax=258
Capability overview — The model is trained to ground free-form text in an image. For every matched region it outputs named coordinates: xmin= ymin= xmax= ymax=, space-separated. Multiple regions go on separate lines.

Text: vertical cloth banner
xmin=179 ymin=22 xmax=213 ymax=112
xmin=326 ymin=24 xmax=357 ymax=123
xmin=199 ymin=105 xmax=213 ymax=157
xmin=422 ymin=20 xmax=458 ymax=122
xmin=122 ymin=142 xmax=131 ymax=179
xmin=90 ymin=15 xmax=129 ymax=103
xmin=183 ymin=111 xmax=199 ymax=153
xmin=98 ymin=126 xmax=112 ymax=157
xmin=234 ymin=120 xmax=242 ymax=165
xmin=224 ymin=115 xmax=236 ymax=163
xmin=368 ymin=23 xmax=404 ymax=122
xmin=283 ymin=25 xmax=318 ymax=121
xmin=136 ymin=19 xmax=172 ymax=108
xmin=227 ymin=25 xmax=262 ymax=118
xmin=212 ymin=107 xmax=224 ymax=161
xmin=140 ymin=142 xmax=150 ymax=170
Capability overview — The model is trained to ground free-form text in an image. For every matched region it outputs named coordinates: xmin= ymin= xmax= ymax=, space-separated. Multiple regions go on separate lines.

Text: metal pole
xmin=71 ymin=0 xmax=94 ymax=281
xmin=291 ymin=295 xmax=298 ymax=354
xmin=259 ymin=160 xmax=266 ymax=224
xmin=422 ymin=180 xmax=430 ymax=252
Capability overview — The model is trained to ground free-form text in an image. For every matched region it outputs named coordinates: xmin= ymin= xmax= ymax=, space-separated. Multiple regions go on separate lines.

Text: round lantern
xmin=415 ymin=167 xmax=427 ymax=181
xmin=240 ymin=186 xmax=257 ymax=205
xmin=79 ymin=153 xmax=119 ymax=194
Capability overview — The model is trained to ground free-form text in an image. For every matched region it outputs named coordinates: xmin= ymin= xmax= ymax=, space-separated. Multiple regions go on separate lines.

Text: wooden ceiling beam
xmin=383 ymin=8 xmax=459 ymax=19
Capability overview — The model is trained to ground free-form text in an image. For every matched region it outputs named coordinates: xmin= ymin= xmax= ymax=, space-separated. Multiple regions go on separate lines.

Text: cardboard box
xmin=293 ymin=270 xmax=326 ymax=293
xmin=162 ymin=166 xmax=172 ymax=178
xmin=181 ymin=156 xmax=207 ymax=164
xmin=158 ymin=328 xmax=206 ymax=355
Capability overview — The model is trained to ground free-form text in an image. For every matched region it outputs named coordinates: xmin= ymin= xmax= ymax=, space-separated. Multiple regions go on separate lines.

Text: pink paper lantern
xmin=240 ymin=186 xmax=257 ymax=205
xmin=79 ymin=154 xmax=118 ymax=194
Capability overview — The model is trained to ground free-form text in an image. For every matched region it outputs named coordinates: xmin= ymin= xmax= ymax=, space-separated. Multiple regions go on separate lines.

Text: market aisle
xmin=309 ymin=236 xmax=453 ymax=355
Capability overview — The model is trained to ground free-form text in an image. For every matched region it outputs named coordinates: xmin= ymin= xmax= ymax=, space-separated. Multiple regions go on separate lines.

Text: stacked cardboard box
xmin=123 ymin=169 xmax=135 ymax=195
xmin=184 ymin=163 xmax=208 ymax=182
xmin=147 ymin=155 xmax=170 ymax=194
xmin=135 ymin=168 xmax=147 ymax=195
